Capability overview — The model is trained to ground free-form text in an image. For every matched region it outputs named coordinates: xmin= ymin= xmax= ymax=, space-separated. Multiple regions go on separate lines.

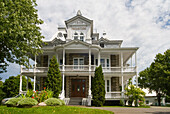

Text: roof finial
xmin=77 ymin=10 xmax=82 ymax=16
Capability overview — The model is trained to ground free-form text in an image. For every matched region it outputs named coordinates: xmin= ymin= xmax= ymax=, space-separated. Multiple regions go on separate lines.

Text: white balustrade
xmin=22 ymin=66 xmax=136 ymax=73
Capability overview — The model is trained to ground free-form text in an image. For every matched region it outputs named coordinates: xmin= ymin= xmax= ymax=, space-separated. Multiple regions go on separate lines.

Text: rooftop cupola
xmin=77 ymin=10 xmax=82 ymax=16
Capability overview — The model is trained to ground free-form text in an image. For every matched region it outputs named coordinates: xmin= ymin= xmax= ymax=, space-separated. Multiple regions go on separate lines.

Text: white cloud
xmin=1 ymin=0 xmax=170 ymax=80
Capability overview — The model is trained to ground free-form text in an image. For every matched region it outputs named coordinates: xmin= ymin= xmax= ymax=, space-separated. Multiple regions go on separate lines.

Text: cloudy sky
xmin=0 ymin=0 xmax=170 ymax=81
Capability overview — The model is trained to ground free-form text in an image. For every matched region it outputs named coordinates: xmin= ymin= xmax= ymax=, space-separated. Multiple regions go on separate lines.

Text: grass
xmin=0 ymin=106 xmax=114 ymax=114
xmin=102 ymin=106 xmax=150 ymax=108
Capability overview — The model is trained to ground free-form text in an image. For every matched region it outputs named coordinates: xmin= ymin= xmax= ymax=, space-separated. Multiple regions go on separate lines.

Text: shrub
xmin=44 ymin=98 xmax=62 ymax=106
xmin=33 ymin=88 xmax=53 ymax=103
xmin=58 ymin=99 xmax=65 ymax=105
xmin=139 ymin=101 xmax=146 ymax=106
xmin=120 ymin=100 xmax=124 ymax=106
xmin=46 ymin=56 xmax=62 ymax=98
xmin=91 ymin=65 xmax=105 ymax=107
xmin=5 ymin=98 xmax=22 ymax=107
xmin=26 ymin=90 xmax=34 ymax=98
xmin=18 ymin=98 xmax=38 ymax=107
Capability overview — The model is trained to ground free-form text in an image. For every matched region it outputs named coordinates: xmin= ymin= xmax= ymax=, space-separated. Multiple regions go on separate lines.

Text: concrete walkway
xmin=87 ymin=106 xmax=170 ymax=114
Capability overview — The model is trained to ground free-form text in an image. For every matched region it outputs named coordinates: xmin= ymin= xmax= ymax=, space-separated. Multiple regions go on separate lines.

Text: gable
xmin=68 ymin=18 xmax=90 ymax=26
xmin=64 ymin=41 xmax=90 ymax=49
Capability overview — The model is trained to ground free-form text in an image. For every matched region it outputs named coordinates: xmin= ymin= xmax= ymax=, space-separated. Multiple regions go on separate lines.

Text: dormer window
xmin=80 ymin=32 xmax=84 ymax=41
xmin=74 ymin=32 xmax=78 ymax=40
xmin=100 ymin=43 xmax=104 ymax=48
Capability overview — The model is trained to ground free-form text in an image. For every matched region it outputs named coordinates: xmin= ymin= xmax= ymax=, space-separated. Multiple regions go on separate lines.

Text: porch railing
xmin=22 ymin=66 xmax=136 ymax=73
xmin=106 ymin=91 xmax=127 ymax=99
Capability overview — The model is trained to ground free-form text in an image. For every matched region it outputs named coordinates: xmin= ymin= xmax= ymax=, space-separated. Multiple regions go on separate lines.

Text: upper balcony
xmin=21 ymin=65 xmax=136 ymax=77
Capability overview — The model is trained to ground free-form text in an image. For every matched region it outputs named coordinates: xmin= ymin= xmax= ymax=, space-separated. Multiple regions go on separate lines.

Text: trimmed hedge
xmin=44 ymin=98 xmax=64 ymax=106
xmin=5 ymin=98 xmax=22 ymax=107
xmin=18 ymin=98 xmax=38 ymax=107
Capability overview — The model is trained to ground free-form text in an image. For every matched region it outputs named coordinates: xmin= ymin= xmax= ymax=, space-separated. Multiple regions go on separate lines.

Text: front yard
xmin=0 ymin=106 xmax=113 ymax=114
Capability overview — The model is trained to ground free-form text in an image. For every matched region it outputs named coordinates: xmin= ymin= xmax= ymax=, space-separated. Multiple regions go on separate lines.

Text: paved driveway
xmin=87 ymin=106 xmax=170 ymax=114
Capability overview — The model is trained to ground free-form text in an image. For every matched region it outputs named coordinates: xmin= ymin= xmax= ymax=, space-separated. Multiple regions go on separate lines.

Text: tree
xmin=91 ymin=65 xmax=105 ymax=106
xmin=0 ymin=0 xmax=44 ymax=73
xmin=139 ymin=49 xmax=170 ymax=106
xmin=125 ymin=78 xmax=145 ymax=107
xmin=46 ymin=56 xmax=62 ymax=98
xmin=2 ymin=75 xmax=33 ymax=98
xmin=0 ymin=77 xmax=5 ymax=102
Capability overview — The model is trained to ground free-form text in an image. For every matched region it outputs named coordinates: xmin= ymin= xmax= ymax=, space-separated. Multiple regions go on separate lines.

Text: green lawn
xmin=0 ymin=106 xmax=113 ymax=114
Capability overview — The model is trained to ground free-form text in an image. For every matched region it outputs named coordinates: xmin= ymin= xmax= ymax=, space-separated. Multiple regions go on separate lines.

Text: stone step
xmin=69 ymin=97 xmax=82 ymax=105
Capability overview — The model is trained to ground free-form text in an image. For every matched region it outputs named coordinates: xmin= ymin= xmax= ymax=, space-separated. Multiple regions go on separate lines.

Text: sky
xmin=0 ymin=0 xmax=170 ymax=81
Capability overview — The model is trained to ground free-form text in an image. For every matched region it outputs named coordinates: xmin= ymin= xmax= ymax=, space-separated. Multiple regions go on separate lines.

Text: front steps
xmin=69 ymin=97 xmax=82 ymax=105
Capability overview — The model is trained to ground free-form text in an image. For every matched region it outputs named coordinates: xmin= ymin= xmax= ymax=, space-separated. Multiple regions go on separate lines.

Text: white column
xmin=89 ymin=74 xmax=91 ymax=95
xmin=135 ymin=52 xmax=138 ymax=88
xmin=62 ymin=74 xmax=65 ymax=96
xmin=89 ymin=48 xmax=91 ymax=71
xmin=88 ymin=74 xmax=92 ymax=106
xmin=121 ymin=52 xmax=124 ymax=100
xmin=19 ymin=75 xmax=22 ymax=94
xmin=62 ymin=48 xmax=65 ymax=99
xmin=63 ymin=48 xmax=65 ymax=71
xmin=33 ymin=55 xmax=36 ymax=91
xmin=98 ymin=50 xmax=100 ymax=66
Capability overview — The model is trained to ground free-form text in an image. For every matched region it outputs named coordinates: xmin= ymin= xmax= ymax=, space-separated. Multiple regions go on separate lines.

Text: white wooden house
xmin=19 ymin=10 xmax=139 ymax=106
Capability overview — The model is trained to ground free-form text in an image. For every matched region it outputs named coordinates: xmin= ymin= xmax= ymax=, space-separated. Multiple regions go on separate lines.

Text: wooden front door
xmin=71 ymin=79 xmax=86 ymax=97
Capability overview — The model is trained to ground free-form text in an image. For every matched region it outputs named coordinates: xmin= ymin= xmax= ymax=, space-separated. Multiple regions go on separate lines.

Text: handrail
xmin=22 ymin=65 xmax=136 ymax=73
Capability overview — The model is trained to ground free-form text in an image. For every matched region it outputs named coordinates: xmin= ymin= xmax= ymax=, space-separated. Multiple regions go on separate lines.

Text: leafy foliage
xmin=33 ymin=88 xmax=53 ymax=103
xmin=44 ymin=98 xmax=63 ymax=106
xmin=18 ymin=98 xmax=38 ymax=106
xmin=46 ymin=56 xmax=62 ymax=98
xmin=5 ymin=98 xmax=22 ymax=107
xmin=2 ymin=75 xmax=33 ymax=98
xmin=139 ymin=49 xmax=170 ymax=106
xmin=0 ymin=0 xmax=44 ymax=73
xmin=58 ymin=99 xmax=65 ymax=105
xmin=0 ymin=78 xmax=5 ymax=103
xmin=125 ymin=78 xmax=145 ymax=107
xmin=91 ymin=65 xmax=105 ymax=107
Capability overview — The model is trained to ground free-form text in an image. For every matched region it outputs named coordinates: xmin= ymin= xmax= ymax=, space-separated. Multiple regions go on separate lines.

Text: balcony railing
xmin=106 ymin=91 xmax=127 ymax=99
xmin=22 ymin=66 xmax=136 ymax=73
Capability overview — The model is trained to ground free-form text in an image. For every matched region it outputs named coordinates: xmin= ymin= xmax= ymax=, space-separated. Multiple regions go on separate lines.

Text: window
xmin=80 ymin=33 xmax=84 ymax=41
xmin=73 ymin=58 xmax=84 ymax=69
xmin=146 ymin=100 xmax=149 ymax=104
xmin=101 ymin=59 xmax=105 ymax=67
xmin=107 ymin=80 xmax=109 ymax=92
xmin=96 ymin=59 xmax=98 ymax=66
xmin=58 ymin=32 xmax=63 ymax=37
xmin=107 ymin=59 xmax=109 ymax=67
xmin=74 ymin=32 xmax=78 ymax=40
xmin=92 ymin=37 xmax=95 ymax=40
xmin=100 ymin=43 xmax=104 ymax=48
xmin=80 ymin=36 xmax=84 ymax=41
xmin=60 ymin=59 xmax=63 ymax=65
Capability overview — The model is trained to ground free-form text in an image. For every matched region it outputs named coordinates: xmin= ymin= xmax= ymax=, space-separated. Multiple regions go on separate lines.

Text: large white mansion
xmin=20 ymin=10 xmax=139 ymax=106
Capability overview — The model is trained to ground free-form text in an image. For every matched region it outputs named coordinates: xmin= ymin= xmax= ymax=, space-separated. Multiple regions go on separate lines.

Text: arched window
xmin=74 ymin=32 xmax=78 ymax=40
xmin=80 ymin=32 xmax=84 ymax=41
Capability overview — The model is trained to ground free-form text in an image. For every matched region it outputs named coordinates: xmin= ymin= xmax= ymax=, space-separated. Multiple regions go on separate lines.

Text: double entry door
xmin=71 ymin=79 xmax=86 ymax=97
